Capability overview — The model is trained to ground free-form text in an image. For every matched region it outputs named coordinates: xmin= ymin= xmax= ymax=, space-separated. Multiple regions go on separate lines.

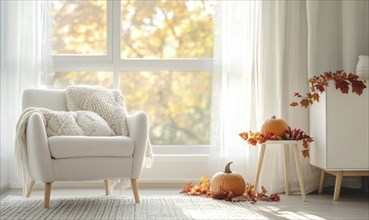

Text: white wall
xmin=341 ymin=0 xmax=369 ymax=72
xmin=307 ymin=0 xmax=369 ymax=75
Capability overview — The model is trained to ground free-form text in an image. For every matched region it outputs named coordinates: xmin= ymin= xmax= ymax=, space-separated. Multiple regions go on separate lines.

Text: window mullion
xmin=106 ymin=0 xmax=113 ymax=63
xmin=118 ymin=59 xmax=213 ymax=72
xmin=112 ymin=0 xmax=121 ymax=89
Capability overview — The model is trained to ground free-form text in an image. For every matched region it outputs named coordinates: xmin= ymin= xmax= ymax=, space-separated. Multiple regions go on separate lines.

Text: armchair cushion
xmin=48 ymin=136 xmax=134 ymax=159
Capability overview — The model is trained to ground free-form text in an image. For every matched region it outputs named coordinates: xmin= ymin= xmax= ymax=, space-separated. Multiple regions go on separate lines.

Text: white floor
xmin=1 ymin=187 xmax=368 ymax=220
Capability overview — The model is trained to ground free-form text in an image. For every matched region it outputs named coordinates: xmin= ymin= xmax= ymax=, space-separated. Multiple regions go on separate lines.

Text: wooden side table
xmin=254 ymin=140 xmax=307 ymax=201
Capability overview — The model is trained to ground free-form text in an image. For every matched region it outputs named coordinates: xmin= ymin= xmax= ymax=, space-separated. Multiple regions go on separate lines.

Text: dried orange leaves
xmin=239 ymin=131 xmax=282 ymax=146
xmin=181 ymin=177 xmax=280 ymax=204
xmin=180 ymin=176 xmax=211 ymax=196
xmin=239 ymin=127 xmax=313 ymax=158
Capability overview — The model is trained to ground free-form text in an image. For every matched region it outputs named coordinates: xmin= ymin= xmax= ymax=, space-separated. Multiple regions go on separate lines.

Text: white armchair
xmin=22 ymin=89 xmax=148 ymax=208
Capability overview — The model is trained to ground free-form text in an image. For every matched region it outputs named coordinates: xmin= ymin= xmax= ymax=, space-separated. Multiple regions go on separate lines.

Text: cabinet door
xmin=310 ymin=92 xmax=327 ymax=169
xmin=326 ymin=84 xmax=368 ymax=169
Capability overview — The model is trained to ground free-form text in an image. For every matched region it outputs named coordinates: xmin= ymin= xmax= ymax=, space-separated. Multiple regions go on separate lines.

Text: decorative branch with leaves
xmin=290 ymin=70 xmax=367 ymax=108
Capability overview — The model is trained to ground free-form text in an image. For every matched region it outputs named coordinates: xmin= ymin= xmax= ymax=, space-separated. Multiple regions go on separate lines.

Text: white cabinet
xmin=310 ymin=81 xmax=368 ymax=170
xmin=310 ymin=81 xmax=369 ymax=200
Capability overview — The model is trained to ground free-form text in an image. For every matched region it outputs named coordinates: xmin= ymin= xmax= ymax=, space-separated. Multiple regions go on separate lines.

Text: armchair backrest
xmin=23 ymin=89 xmax=68 ymax=111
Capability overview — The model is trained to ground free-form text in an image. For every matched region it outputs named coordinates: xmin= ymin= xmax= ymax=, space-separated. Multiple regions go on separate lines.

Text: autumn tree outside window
xmin=51 ymin=0 xmax=215 ymax=147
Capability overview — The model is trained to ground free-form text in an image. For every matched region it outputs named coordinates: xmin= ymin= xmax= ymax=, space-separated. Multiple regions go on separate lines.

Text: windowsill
xmin=152 ymin=145 xmax=214 ymax=155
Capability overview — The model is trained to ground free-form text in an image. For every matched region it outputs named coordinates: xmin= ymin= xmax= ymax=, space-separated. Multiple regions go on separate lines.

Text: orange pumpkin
xmin=260 ymin=115 xmax=289 ymax=137
xmin=211 ymin=162 xmax=246 ymax=196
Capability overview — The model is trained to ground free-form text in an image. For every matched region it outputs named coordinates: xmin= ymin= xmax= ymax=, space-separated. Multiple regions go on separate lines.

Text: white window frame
xmin=53 ymin=0 xmax=214 ymax=156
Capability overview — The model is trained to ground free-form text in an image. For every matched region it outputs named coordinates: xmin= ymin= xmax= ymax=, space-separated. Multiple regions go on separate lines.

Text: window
xmin=52 ymin=0 xmax=215 ymax=147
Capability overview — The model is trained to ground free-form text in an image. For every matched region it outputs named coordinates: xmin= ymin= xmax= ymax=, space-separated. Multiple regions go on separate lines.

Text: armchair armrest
xmin=26 ymin=112 xmax=54 ymax=182
xmin=127 ymin=111 xmax=149 ymax=179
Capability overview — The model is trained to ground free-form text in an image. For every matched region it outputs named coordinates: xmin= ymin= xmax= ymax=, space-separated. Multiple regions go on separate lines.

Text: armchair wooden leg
xmin=104 ymin=180 xmax=109 ymax=195
xmin=26 ymin=180 xmax=36 ymax=197
xmin=131 ymin=179 xmax=140 ymax=203
xmin=44 ymin=183 xmax=52 ymax=208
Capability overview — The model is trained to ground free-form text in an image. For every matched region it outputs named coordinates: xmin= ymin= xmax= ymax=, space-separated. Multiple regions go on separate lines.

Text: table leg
xmin=333 ymin=171 xmax=343 ymax=201
xmin=254 ymin=144 xmax=266 ymax=192
xmin=318 ymin=169 xmax=325 ymax=194
xmin=283 ymin=144 xmax=290 ymax=196
xmin=292 ymin=144 xmax=306 ymax=201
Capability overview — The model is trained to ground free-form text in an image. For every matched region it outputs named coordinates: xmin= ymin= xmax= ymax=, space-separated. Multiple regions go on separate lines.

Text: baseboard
xmin=0 ymin=184 xmax=10 ymax=193
xmin=0 ymin=153 xmax=9 ymax=193
xmin=10 ymin=179 xmax=195 ymax=189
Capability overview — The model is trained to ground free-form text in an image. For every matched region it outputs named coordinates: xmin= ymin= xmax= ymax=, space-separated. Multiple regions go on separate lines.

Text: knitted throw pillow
xmin=66 ymin=86 xmax=129 ymax=136
xmin=44 ymin=110 xmax=114 ymax=137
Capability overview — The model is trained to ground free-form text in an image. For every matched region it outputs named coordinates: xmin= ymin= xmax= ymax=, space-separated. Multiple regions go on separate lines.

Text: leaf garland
xmin=180 ymin=176 xmax=280 ymax=203
xmin=290 ymin=70 xmax=367 ymax=108
xmin=239 ymin=127 xmax=313 ymax=158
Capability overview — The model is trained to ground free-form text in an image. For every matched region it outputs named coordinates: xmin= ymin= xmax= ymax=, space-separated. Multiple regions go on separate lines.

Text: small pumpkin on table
xmin=260 ymin=115 xmax=289 ymax=137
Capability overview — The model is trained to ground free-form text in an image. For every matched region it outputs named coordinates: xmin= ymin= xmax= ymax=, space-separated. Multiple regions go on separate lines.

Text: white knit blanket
xmin=15 ymin=86 xmax=153 ymax=196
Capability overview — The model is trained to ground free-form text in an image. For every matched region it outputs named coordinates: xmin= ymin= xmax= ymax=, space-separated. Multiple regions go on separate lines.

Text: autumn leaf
xmin=300 ymin=99 xmax=310 ymax=108
xmin=245 ymin=183 xmax=254 ymax=193
xmin=247 ymin=189 xmax=258 ymax=202
xmin=268 ymin=194 xmax=281 ymax=202
xmin=349 ymin=79 xmax=367 ymax=95
xmin=323 ymin=71 xmax=333 ymax=79
xmin=239 ymin=132 xmax=248 ymax=140
xmin=302 ymin=149 xmax=310 ymax=158
xmin=180 ymin=182 xmax=193 ymax=193
xmin=307 ymin=92 xmax=313 ymax=99
xmin=335 ymin=79 xmax=350 ymax=94
xmin=200 ymin=176 xmax=211 ymax=192
xmin=290 ymin=102 xmax=298 ymax=107
xmin=312 ymin=93 xmax=319 ymax=102
xmin=306 ymin=137 xmax=314 ymax=142
xmin=315 ymin=82 xmax=326 ymax=93
xmin=294 ymin=92 xmax=302 ymax=97
xmin=348 ymin=73 xmax=359 ymax=80
xmin=248 ymin=138 xmax=258 ymax=145
xmin=303 ymin=140 xmax=309 ymax=149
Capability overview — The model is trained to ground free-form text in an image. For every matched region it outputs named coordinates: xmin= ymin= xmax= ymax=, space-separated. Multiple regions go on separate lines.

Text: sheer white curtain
xmin=256 ymin=0 xmax=320 ymax=194
xmin=210 ymin=0 xmax=320 ymax=194
xmin=0 ymin=0 xmax=53 ymax=187
xmin=209 ymin=0 xmax=261 ymax=184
